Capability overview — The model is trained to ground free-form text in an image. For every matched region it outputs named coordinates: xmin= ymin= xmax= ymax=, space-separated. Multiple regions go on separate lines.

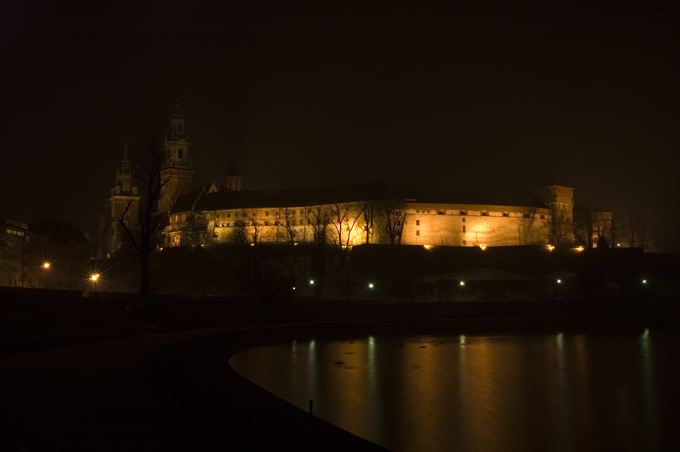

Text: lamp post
xmin=41 ymin=262 xmax=50 ymax=289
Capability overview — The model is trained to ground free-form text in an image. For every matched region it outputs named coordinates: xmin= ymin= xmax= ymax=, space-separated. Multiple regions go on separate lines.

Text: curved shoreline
xmin=0 ymin=318 xmax=672 ymax=451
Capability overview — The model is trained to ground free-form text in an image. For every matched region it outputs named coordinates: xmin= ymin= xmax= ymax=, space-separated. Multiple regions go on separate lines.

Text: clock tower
xmin=158 ymin=100 xmax=194 ymax=213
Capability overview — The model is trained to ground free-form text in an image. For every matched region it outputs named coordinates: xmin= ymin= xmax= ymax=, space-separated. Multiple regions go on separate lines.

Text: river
xmin=229 ymin=330 xmax=680 ymax=452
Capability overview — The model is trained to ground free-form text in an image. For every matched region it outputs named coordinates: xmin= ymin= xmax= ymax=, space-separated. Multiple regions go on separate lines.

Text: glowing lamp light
xmin=479 ymin=244 xmax=487 ymax=251
xmin=368 ymin=283 xmax=374 ymax=289
xmin=617 ymin=243 xmax=621 ymax=247
xmin=557 ymin=279 xmax=562 ymax=284
xmin=292 ymin=286 xmax=296 ymax=291
xmin=423 ymin=245 xmax=433 ymax=250
xmin=459 ymin=281 xmax=465 ymax=286
xmin=42 ymin=262 xmax=50 ymax=269
xmin=90 ymin=274 xmax=100 ymax=282
xmin=642 ymin=279 xmax=648 ymax=284
xmin=547 ymin=245 xmax=555 ymax=251
xmin=577 ymin=246 xmax=585 ymax=251
xmin=309 ymin=280 xmax=315 ymax=285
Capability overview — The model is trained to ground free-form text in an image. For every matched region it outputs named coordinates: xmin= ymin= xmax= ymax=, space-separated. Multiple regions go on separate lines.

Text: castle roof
xmin=168 ymin=181 xmax=528 ymax=214
xmin=223 ymin=161 xmax=241 ymax=178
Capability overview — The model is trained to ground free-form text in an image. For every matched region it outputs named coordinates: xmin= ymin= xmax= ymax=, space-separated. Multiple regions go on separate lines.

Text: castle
xmin=100 ymin=109 xmax=576 ymax=256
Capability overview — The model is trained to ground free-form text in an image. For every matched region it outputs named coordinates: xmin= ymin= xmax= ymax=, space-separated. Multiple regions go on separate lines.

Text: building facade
xmin=1 ymin=218 xmax=91 ymax=289
xmin=158 ymin=103 xmax=194 ymax=214
xmin=99 ymin=106 xmax=576 ymax=254
xmin=164 ymin=179 xmax=572 ymax=250
xmin=98 ymin=142 xmax=140 ymax=258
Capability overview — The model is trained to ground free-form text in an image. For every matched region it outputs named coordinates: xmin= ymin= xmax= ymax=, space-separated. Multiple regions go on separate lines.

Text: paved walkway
xmin=0 ymin=326 xmax=390 ymax=451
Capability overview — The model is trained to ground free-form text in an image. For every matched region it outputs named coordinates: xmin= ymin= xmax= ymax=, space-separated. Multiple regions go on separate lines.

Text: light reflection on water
xmin=229 ymin=332 xmax=680 ymax=452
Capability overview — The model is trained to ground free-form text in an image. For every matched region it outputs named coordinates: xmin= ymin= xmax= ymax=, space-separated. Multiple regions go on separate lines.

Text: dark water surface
xmin=229 ymin=331 xmax=680 ymax=452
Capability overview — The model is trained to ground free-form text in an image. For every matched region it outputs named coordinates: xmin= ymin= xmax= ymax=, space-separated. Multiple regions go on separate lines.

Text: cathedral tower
xmin=222 ymin=161 xmax=242 ymax=191
xmin=106 ymin=141 xmax=140 ymax=257
xmin=159 ymin=100 xmax=194 ymax=213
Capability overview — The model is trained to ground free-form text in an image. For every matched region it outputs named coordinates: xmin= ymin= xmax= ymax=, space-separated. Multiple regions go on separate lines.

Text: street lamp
xmin=309 ymin=279 xmax=314 ymax=285
xmin=368 ymin=283 xmax=374 ymax=289
xmin=90 ymin=274 xmax=100 ymax=282
xmin=42 ymin=262 xmax=50 ymax=269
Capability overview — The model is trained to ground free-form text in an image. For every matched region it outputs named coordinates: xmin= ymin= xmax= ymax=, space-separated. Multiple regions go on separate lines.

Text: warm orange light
xmin=42 ymin=262 xmax=50 ymax=269
xmin=479 ymin=244 xmax=487 ymax=251
xmin=423 ymin=245 xmax=433 ymax=250
xmin=577 ymin=246 xmax=584 ymax=251
xmin=547 ymin=245 xmax=555 ymax=251
xmin=459 ymin=281 xmax=465 ymax=286
xmin=90 ymin=274 xmax=100 ymax=282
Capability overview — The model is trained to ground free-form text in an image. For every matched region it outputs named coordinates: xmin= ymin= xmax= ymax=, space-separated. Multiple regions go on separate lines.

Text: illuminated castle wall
xmin=101 ymin=107 xmax=574 ymax=253
xmin=164 ymin=180 xmax=570 ymax=249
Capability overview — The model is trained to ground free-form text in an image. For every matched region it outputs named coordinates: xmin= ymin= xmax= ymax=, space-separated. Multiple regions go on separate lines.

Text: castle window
xmin=416 ymin=230 xmax=420 ymax=236
xmin=463 ymin=226 xmax=466 ymax=233
xmin=227 ymin=213 xmax=231 ymax=217
xmin=540 ymin=214 xmax=546 ymax=219
xmin=460 ymin=211 xmax=467 ymax=215
xmin=503 ymin=212 xmax=509 ymax=217
xmin=234 ymin=213 xmax=238 ymax=218
xmin=396 ymin=210 xmax=402 ymax=217
xmin=482 ymin=211 xmax=488 ymax=216
xmin=462 ymin=240 xmax=467 ymax=245
xmin=523 ymin=213 xmax=530 ymax=218
xmin=265 ymin=221 xmax=269 ymax=226
xmin=265 ymin=211 xmax=269 ymax=216
xmin=462 ymin=218 xmax=465 ymax=223
xmin=178 ymin=149 xmax=184 ymax=159
xmin=300 ymin=210 xmax=304 ymax=215
xmin=416 ymin=220 xmax=420 ymax=226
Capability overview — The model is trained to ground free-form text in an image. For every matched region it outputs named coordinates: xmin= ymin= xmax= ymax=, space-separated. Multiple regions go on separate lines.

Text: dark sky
xmin=2 ymin=1 xmax=679 ymax=251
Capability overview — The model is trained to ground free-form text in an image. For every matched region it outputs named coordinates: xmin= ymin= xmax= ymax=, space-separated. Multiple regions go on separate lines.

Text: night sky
xmin=2 ymin=1 xmax=678 ymax=251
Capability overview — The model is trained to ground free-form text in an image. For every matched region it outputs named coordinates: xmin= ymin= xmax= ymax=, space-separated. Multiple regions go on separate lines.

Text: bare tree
xmin=625 ymin=213 xmax=652 ymax=250
xmin=329 ymin=202 xmax=363 ymax=248
xmin=574 ymin=201 xmax=597 ymax=248
xmin=305 ymin=205 xmax=331 ymax=298
xmin=306 ymin=205 xmax=331 ymax=245
xmin=377 ymin=198 xmax=405 ymax=245
xmin=118 ymin=136 xmax=167 ymax=317
xmin=359 ymin=199 xmax=377 ymax=244
xmin=280 ymin=207 xmax=297 ymax=245
xmin=608 ymin=212 xmax=624 ymax=247
xmin=232 ymin=211 xmax=261 ymax=246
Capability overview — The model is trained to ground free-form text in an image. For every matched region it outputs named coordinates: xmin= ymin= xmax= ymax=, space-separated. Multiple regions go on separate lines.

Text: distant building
xmin=0 ymin=218 xmax=91 ymax=288
xmin=98 ymin=142 xmax=139 ymax=258
xmin=158 ymin=102 xmax=194 ymax=214
xmin=164 ymin=180 xmax=572 ymax=249
xmin=100 ymin=106 xmax=576 ymax=254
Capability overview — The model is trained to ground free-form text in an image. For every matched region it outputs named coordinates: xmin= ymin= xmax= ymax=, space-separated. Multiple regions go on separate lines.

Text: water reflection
xmin=229 ymin=332 xmax=680 ymax=452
